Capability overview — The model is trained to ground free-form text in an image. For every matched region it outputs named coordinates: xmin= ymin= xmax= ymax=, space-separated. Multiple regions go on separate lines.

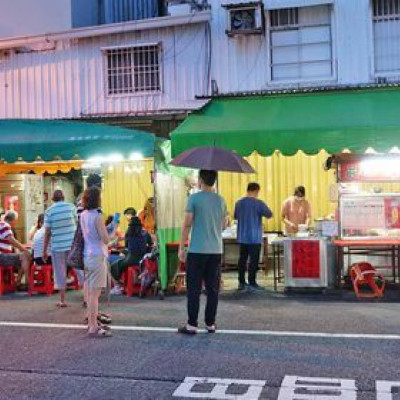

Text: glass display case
xmin=340 ymin=193 xmax=400 ymax=240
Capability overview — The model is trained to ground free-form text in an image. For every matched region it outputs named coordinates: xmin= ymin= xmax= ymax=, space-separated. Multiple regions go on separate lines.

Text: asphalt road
xmin=0 ymin=288 xmax=400 ymax=399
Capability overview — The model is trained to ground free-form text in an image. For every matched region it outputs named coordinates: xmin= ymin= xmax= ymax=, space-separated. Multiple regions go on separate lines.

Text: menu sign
xmin=341 ymin=195 xmax=400 ymax=238
xmin=341 ymin=197 xmax=385 ymax=230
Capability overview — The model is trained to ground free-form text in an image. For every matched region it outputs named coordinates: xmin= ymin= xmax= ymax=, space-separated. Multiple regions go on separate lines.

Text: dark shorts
xmin=34 ymin=257 xmax=52 ymax=266
xmin=0 ymin=253 xmax=21 ymax=268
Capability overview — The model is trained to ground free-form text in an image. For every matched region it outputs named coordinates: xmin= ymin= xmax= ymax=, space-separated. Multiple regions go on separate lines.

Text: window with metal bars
xmin=269 ymin=5 xmax=333 ymax=82
xmin=373 ymin=0 xmax=400 ymax=74
xmin=106 ymin=45 xmax=161 ymax=95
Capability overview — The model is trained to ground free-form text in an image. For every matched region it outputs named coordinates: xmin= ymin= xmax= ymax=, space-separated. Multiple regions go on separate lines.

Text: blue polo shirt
xmin=234 ymin=197 xmax=273 ymax=245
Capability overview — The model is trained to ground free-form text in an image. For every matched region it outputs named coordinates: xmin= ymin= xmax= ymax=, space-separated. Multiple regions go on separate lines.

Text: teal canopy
xmin=0 ymin=120 xmax=156 ymax=162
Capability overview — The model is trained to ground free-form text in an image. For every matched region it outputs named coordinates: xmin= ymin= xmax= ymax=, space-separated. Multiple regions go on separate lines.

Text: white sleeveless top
xmin=80 ymin=210 xmax=107 ymax=258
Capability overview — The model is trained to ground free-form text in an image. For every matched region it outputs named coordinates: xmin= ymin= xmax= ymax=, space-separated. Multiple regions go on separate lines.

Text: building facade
xmin=0 ymin=9 xmax=210 ymax=134
xmin=0 ymin=0 xmax=399 ymax=122
xmin=210 ymin=0 xmax=400 ymax=94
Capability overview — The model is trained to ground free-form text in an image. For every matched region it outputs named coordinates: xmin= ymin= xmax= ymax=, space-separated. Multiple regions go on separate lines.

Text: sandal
xmin=87 ymin=323 xmax=111 ymax=331
xmin=88 ymin=327 xmax=112 ymax=338
xmin=97 ymin=314 xmax=112 ymax=325
xmin=84 ymin=314 xmax=112 ymax=325
xmin=56 ymin=302 xmax=67 ymax=308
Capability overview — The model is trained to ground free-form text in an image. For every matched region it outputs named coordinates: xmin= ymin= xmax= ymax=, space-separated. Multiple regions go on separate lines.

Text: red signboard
xmin=292 ymin=240 xmax=320 ymax=279
xmin=384 ymin=198 xmax=400 ymax=229
xmin=339 ymin=160 xmax=400 ymax=182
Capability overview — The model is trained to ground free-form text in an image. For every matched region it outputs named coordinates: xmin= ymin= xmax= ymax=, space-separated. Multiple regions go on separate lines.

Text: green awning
xmin=171 ymin=88 xmax=400 ymax=157
xmin=0 ymin=120 xmax=155 ymax=162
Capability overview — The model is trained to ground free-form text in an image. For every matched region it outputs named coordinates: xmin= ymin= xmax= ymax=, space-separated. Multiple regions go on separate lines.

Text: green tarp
xmin=0 ymin=120 xmax=155 ymax=161
xmin=171 ymin=88 xmax=400 ymax=157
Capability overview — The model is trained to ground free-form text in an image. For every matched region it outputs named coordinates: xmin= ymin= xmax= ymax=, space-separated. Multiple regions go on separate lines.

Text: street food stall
xmin=0 ymin=120 xmax=189 ymax=293
xmin=331 ymin=153 xmax=400 ymax=287
xmin=170 ymin=86 xmax=400 ymax=291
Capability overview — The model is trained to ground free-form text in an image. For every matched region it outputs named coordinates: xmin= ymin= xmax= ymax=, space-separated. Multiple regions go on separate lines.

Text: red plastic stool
xmin=123 ymin=265 xmax=141 ymax=297
xmin=0 ymin=266 xmax=16 ymax=295
xmin=350 ymin=262 xmax=386 ymax=298
xmin=28 ymin=264 xmax=54 ymax=296
xmin=67 ymin=268 xmax=82 ymax=290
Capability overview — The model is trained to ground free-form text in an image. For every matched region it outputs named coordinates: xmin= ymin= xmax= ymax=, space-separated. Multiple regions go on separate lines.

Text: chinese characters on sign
xmin=173 ymin=376 xmax=400 ymax=399
xmin=339 ymin=160 xmax=400 ymax=182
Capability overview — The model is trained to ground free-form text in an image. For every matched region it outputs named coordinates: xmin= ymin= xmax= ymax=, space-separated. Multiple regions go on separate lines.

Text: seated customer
xmin=0 ymin=211 xmax=31 ymax=287
xmin=105 ymin=214 xmax=124 ymax=264
xmin=32 ymin=214 xmax=51 ymax=265
xmin=138 ymin=197 xmax=155 ymax=234
xmin=110 ymin=217 xmax=153 ymax=295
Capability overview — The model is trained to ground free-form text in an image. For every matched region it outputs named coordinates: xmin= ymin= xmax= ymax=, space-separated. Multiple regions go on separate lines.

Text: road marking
xmin=278 ymin=376 xmax=357 ymax=400
xmin=173 ymin=377 xmax=266 ymax=399
xmin=1 ymin=321 xmax=400 ymax=340
xmin=376 ymin=381 xmax=400 ymax=400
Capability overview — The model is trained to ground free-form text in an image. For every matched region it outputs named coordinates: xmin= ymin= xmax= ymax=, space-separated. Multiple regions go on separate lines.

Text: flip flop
xmin=86 ymin=323 xmax=111 ymax=331
xmin=56 ymin=302 xmax=67 ymax=308
xmin=88 ymin=327 xmax=112 ymax=338
xmin=97 ymin=314 xmax=112 ymax=325
xmin=84 ymin=315 xmax=112 ymax=325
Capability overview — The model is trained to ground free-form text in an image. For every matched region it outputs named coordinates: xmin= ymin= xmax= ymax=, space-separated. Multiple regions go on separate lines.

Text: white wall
xmin=209 ymin=0 xmax=381 ymax=94
xmin=0 ymin=0 xmax=72 ymax=38
xmin=0 ymin=22 xmax=209 ymax=118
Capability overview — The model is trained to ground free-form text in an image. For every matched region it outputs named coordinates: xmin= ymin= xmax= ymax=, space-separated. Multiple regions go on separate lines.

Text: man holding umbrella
xmin=178 ymin=170 xmax=228 ymax=335
xmin=171 ymin=146 xmax=256 ymax=334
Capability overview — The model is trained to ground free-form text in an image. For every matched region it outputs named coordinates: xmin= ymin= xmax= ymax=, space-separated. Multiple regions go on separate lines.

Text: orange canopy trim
xmin=0 ymin=160 xmax=84 ymax=176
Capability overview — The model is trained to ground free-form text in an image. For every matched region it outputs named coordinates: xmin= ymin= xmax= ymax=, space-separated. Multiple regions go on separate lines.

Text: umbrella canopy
xmin=170 ymin=146 xmax=256 ymax=173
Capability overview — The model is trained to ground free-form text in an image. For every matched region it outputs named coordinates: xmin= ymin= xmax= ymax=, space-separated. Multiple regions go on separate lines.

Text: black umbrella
xmin=170 ymin=146 xmax=256 ymax=173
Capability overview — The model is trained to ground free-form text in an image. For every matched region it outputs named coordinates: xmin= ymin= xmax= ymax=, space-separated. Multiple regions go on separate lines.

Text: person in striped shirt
xmin=0 ymin=211 xmax=31 ymax=287
xmin=43 ymin=190 xmax=76 ymax=308
xmin=32 ymin=214 xmax=51 ymax=265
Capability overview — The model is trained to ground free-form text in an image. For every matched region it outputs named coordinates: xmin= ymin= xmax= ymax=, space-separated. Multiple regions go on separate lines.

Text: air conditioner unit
xmin=225 ymin=2 xmax=264 ymax=36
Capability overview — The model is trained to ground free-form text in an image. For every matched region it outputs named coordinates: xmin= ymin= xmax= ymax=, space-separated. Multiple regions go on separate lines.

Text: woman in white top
xmin=32 ymin=214 xmax=51 ymax=265
xmin=80 ymin=186 xmax=111 ymax=338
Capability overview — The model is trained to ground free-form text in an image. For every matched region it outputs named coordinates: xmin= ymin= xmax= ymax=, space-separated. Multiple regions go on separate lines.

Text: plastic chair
xmin=350 ymin=262 xmax=386 ymax=298
xmin=67 ymin=268 xmax=82 ymax=290
xmin=173 ymin=262 xmax=187 ymax=294
xmin=28 ymin=264 xmax=54 ymax=296
xmin=123 ymin=265 xmax=141 ymax=297
xmin=0 ymin=266 xmax=16 ymax=295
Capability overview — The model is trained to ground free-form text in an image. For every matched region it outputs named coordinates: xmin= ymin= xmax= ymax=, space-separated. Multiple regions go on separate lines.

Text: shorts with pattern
xmin=84 ymin=255 xmax=108 ymax=289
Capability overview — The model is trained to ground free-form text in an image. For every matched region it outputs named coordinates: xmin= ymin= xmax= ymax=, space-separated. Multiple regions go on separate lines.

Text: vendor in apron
xmin=281 ymin=185 xmax=312 ymax=234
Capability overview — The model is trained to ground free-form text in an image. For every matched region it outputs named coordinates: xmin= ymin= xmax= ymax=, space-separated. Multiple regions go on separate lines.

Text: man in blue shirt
xmin=178 ymin=170 xmax=227 ymax=335
xmin=234 ymin=182 xmax=273 ymax=292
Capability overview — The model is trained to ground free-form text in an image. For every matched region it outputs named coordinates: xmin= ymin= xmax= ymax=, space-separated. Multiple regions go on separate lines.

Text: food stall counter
xmin=283 ymin=237 xmax=336 ymax=291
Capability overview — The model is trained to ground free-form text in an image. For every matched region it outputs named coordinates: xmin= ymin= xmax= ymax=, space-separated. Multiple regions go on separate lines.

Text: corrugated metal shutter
xmin=102 ymin=0 xmax=159 ymax=24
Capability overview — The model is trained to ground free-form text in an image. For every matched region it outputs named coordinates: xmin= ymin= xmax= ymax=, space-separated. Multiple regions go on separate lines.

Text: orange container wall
xmin=102 ymin=160 xmax=154 ymax=233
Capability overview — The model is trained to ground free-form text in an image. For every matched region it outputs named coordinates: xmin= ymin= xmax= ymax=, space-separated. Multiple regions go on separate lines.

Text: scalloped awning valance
xmin=171 ymin=88 xmax=400 ymax=157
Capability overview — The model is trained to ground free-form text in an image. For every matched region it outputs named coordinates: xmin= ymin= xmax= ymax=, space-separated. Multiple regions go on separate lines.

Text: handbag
xmin=67 ymin=218 xmax=85 ymax=270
